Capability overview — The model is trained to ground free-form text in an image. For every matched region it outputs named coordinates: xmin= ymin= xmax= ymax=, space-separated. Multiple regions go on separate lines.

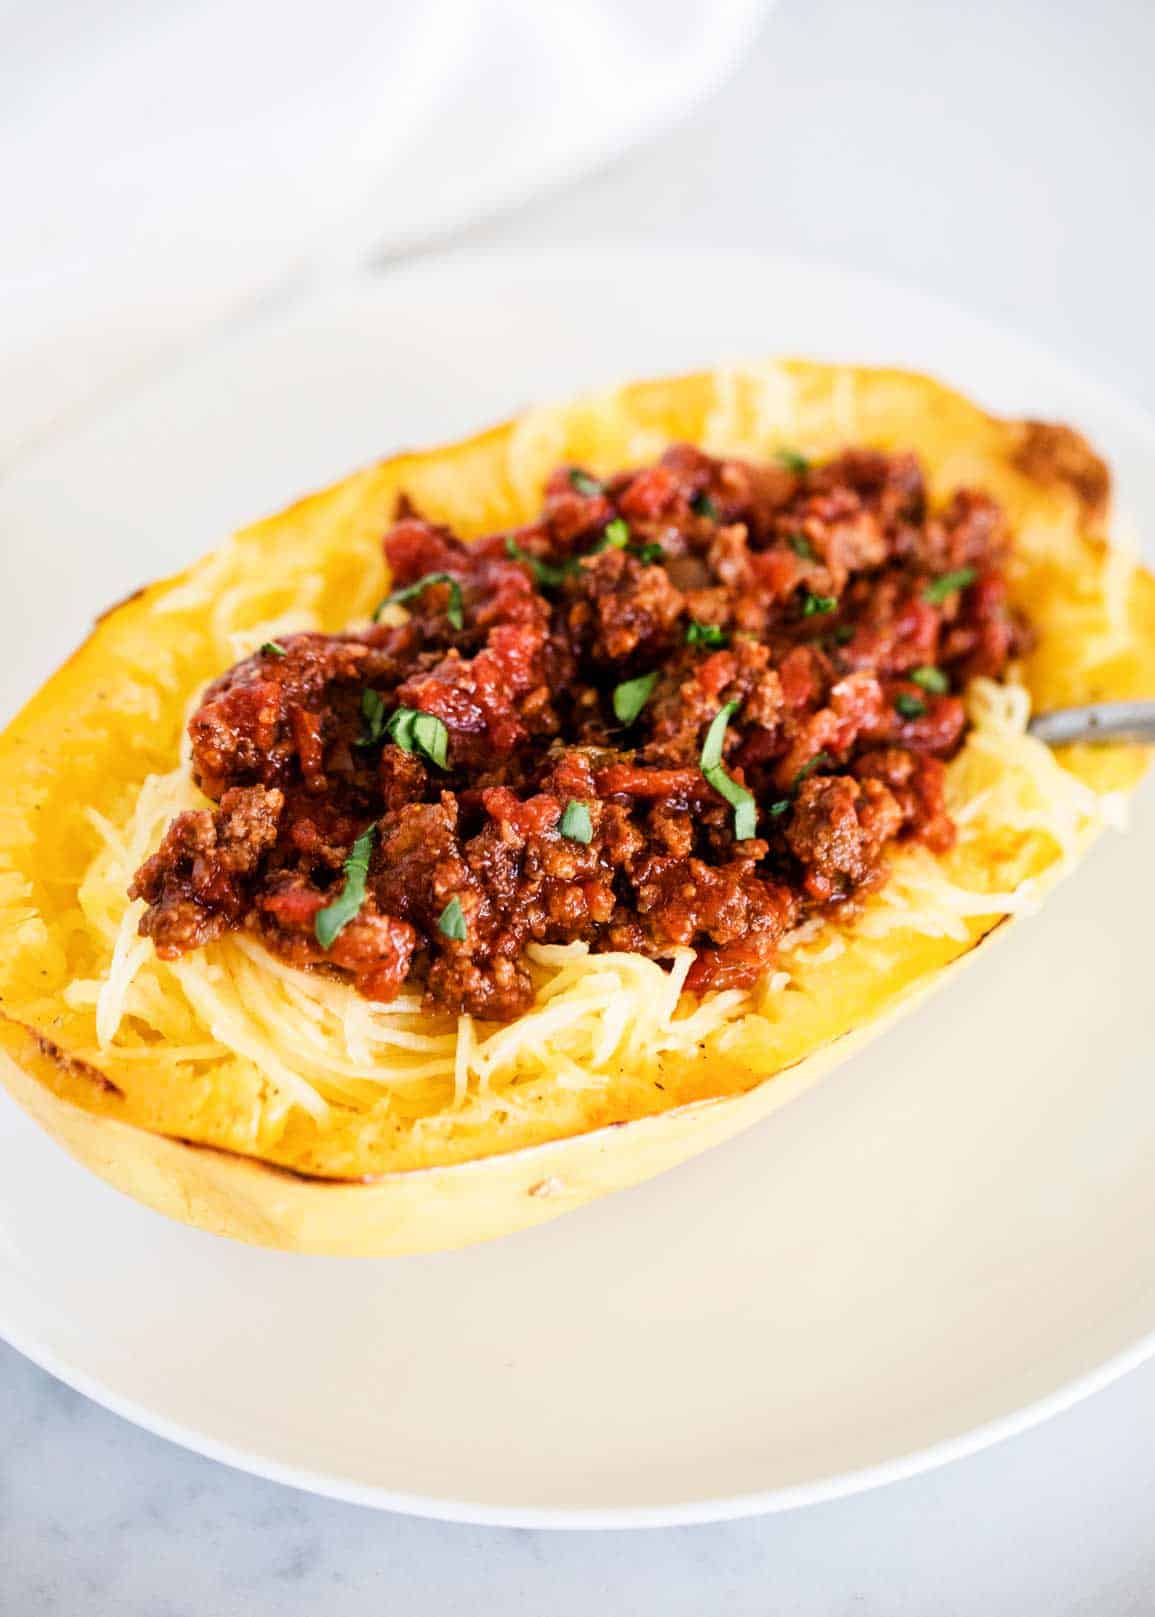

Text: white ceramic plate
xmin=2 ymin=249 xmax=1153 ymax=1528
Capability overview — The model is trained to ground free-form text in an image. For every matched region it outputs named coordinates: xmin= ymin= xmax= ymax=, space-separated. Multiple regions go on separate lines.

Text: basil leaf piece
xmin=412 ymin=712 xmax=449 ymax=770
xmin=386 ymin=706 xmax=417 ymax=752
xmin=596 ymin=518 xmax=630 ymax=552
xmin=568 ymin=469 xmax=603 ymax=497
xmin=801 ymin=590 xmax=837 ymax=617
xmin=776 ymin=448 xmax=810 ymax=474
xmin=788 ymin=533 xmax=816 ymax=560
xmin=376 ymin=571 xmax=464 ymax=630
xmin=504 ymin=536 xmax=575 ymax=588
xmin=635 ymin=542 xmax=665 ymax=564
xmin=314 ymin=827 xmax=376 ymax=950
xmin=699 ymin=701 xmax=756 ymax=840
xmin=559 ymin=800 xmax=593 ymax=843
xmin=260 ymin=640 xmax=287 ymax=657
xmin=437 ymin=895 xmax=467 ymax=941
xmin=356 ymin=688 xmax=388 ymax=747
xmin=764 ymin=751 xmax=838 ymax=830
xmin=691 ymin=491 xmax=719 ymax=520
xmin=794 ymin=751 xmax=834 ymax=787
xmin=613 ymin=671 xmax=658 ymax=725
xmin=923 ymin=567 xmax=976 ymax=604
xmin=700 ymin=700 xmax=738 ymax=771
xmin=704 ymin=765 xmax=757 ymax=840
xmin=909 ymin=665 xmax=949 ymax=694
xmin=895 ymin=692 xmax=927 ymax=719
xmin=386 ymin=706 xmax=449 ymax=769
xmin=686 ymin=620 xmax=727 ymax=648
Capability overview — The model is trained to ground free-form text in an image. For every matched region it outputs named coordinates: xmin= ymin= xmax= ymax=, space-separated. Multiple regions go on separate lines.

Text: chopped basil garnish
xmin=386 ymin=707 xmax=417 ymax=750
xmin=504 ymin=536 xmax=575 ymax=587
xmin=801 ymin=590 xmax=837 ymax=617
xmin=794 ymin=751 xmax=834 ymax=786
xmin=612 ymin=671 xmax=658 ymax=725
xmin=766 ymin=751 xmax=837 ymax=822
xmin=376 ymin=571 xmax=464 ymax=630
xmin=437 ymin=895 xmax=467 ymax=941
xmin=412 ymin=713 xmax=449 ymax=769
xmin=909 ymin=665 xmax=949 ymax=694
xmin=788 ymin=533 xmax=816 ymax=560
xmin=776 ymin=448 xmax=810 ymax=474
xmin=691 ymin=491 xmax=720 ymax=520
xmin=568 ymin=469 xmax=603 ymax=497
xmin=635 ymin=542 xmax=665 ymax=564
xmin=895 ymin=692 xmax=927 ymax=719
xmin=597 ymin=518 xmax=631 ymax=552
xmin=386 ymin=706 xmax=449 ymax=769
xmin=712 ymin=775 xmax=757 ymax=841
xmin=700 ymin=702 xmax=735 ymax=772
xmin=559 ymin=800 xmax=593 ymax=843
xmin=923 ymin=567 xmax=976 ymax=604
xmin=314 ymin=826 xmax=375 ymax=950
xmin=356 ymin=688 xmax=388 ymax=747
xmin=829 ymin=624 xmax=856 ymax=646
xmin=260 ymin=640 xmax=287 ymax=657
xmin=699 ymin=701 xmax=757 ymax=841
xmin=686 ymin=620 xmax=727 ymax=648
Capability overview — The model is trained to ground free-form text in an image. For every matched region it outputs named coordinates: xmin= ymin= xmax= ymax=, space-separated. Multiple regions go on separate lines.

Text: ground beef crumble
xmin=130 ymin=444 xmax=1029 ymax=1019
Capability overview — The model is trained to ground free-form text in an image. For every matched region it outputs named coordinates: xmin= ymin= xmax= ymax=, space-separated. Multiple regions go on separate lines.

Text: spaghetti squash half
xmin=0 ymin=362 xmax=1151 ymax=1254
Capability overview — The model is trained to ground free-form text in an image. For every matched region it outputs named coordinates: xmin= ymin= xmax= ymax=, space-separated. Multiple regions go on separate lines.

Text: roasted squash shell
xmin=1 ymin=364 xmax=1151 ymax=1254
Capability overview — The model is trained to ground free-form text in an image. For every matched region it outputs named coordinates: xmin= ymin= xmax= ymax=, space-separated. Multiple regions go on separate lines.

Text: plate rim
xmin=4 ymin=1286 xmax=1155 ymax=1529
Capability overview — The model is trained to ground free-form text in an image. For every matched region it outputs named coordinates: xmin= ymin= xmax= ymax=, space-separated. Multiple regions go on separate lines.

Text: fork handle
xmin=1028 ymin=701 xmax=1155 ymax=746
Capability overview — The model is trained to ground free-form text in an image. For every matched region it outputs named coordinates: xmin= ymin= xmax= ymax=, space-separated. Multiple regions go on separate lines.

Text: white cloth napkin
xmin=0 ymin=0 xmax=769 ymax=464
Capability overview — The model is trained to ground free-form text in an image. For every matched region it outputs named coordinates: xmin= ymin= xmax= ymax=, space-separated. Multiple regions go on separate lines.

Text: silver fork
xmin=1028 ymin=701 xmax=1155 ymax=746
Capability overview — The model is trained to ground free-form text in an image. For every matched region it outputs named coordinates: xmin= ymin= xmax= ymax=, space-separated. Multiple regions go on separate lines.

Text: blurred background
xmin=4 ymin=3 xmax=1155 ymax=1614
xmin=3 ymin=0 xmax=1154 ymax=463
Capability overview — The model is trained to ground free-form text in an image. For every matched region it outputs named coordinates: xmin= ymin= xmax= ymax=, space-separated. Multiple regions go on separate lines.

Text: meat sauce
xmin=131 ymin=444 xmax=1029 ymax=1019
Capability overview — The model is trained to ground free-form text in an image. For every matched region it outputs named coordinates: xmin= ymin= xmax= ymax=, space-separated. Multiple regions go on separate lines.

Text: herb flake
xmin=794 ymin=751 xmax=834 ymax=786
xmin=776 ymin=448 xmax=810 ymax=474
xmin=766 ymin=751 xmax=836 ymax=823
xmin=923 ymin=567 xmax=976 ymax=604
xmin=699 ymin=702 xmax=736 ymax=771
xmin=801 ymin=590 xmax=838 ymax=617
xmin=686 ymin=620 xmax=727 ymax=648
xmin=437 ymin=895 xmax=467 ymax=941
xmin=386 ymin=706 xmax=449 ymax=769
xmin=559 ymin=800 xmax=593 ymax=843
xmin=691 ymin=491 xmax=720 ymax=520
xmin=356 ymin=688 xmax=388 ymax=747
xmin=314 ymin=827 xmax=376 ymax=950
xmin=597 ymin=518 xmax=631 ymax=552
xmin=699 ymin=701 xmax=757 ymax=840
xmin=788 ymin=533 xmax=816 ymax=561
xmin=895 ymin=692 xmax=928 ymax=719
xmin=568 ymin=469 xmax=603 ymax=497
xmin=260 ymin=640 xmax=287 ymax=658
xmin=376 ymin=571 xmax=464 ymax=630
xmin=909 ymin=665 xmax=949 ymax=694
xmin=613 ymin=671 xmax=658 ymax=725
xmin=504 ymin=536 xmax=575 ymax=588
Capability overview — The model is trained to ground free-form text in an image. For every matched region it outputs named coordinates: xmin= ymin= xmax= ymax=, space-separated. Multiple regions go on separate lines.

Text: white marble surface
xmin=5 ymin=1 xmax=1155 ymax=1610
xmin=7 ymin=1339 xmax=1155 ymax=1614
